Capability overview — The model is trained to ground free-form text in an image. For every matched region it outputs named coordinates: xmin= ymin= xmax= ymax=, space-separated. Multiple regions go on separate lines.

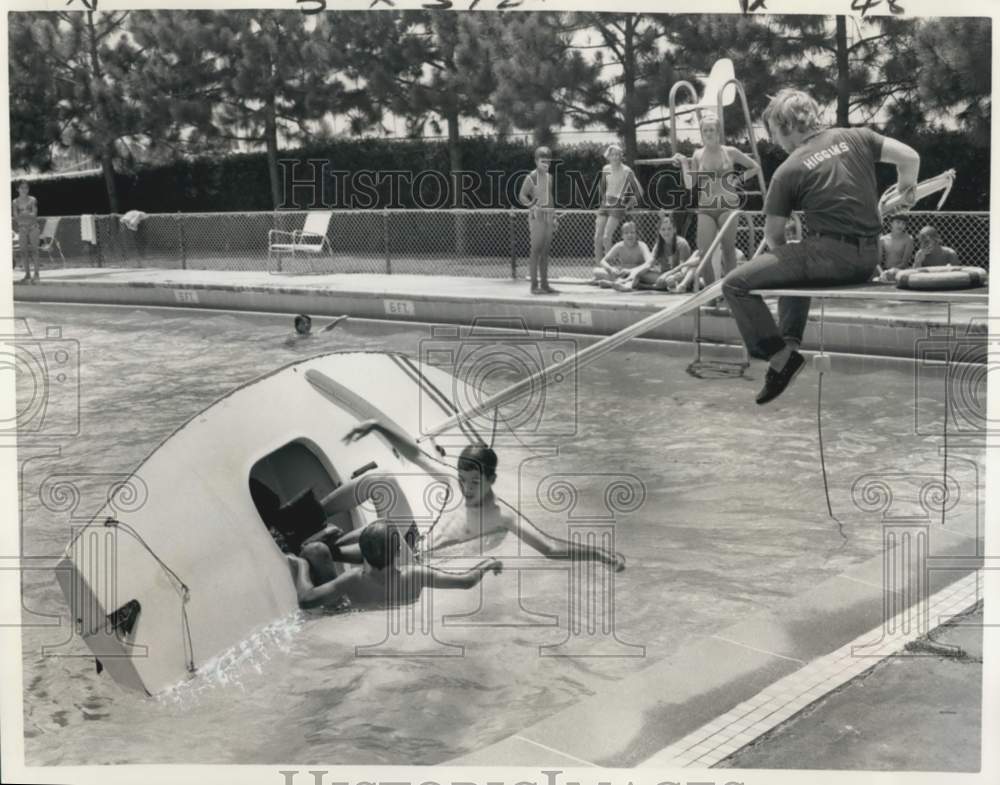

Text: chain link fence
xmin=13 ymin=208 xmax=990 ymax=279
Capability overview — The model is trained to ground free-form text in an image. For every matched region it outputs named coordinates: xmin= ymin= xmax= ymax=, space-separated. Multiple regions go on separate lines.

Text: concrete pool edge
xmin=12 ymin=269 xmax=990 ymax=361
xmin=444 ymin=533 xmax=983 ymax=768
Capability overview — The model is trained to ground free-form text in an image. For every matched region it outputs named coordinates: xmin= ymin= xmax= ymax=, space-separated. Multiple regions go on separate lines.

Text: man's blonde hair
xmin=762 ymin=89 xmax=822 ymax=136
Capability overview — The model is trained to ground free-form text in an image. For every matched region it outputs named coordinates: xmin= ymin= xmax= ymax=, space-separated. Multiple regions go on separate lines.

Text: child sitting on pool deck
xmin=590 ymin=221 xmax=653 ymax=289
xmin=662 ymin=246 xmax=747 ymax=293
xmin=914 ymin=225 xmax=959 ymax=268
xmin=287 ymin=520 xmax=503 ymax=611
xmin=616 ymin=211 xmax=692 ymax=291
xmin=875 ymin=216 xmax=915 ymax=281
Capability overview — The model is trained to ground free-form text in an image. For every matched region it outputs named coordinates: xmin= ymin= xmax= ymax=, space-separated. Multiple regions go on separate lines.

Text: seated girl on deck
xmin=616 ymin=211 xmax=692 ymax=291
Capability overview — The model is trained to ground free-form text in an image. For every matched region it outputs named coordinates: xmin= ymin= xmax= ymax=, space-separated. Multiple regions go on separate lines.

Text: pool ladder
xmin=667 ymin=75 xmax=767 ymax=377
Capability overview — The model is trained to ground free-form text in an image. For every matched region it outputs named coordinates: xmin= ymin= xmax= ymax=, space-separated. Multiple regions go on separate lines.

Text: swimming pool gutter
xmin=13 ymin=268 xmax=989 ymax=361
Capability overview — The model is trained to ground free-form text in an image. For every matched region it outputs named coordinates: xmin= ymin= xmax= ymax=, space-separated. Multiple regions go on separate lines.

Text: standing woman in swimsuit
xmin=13 ymin=181 xmax=40 ymax=283
xmin=594 ymin=144 xmax=642 ymax=264
xmin=673 ymin=114 xmax=760 ymax=285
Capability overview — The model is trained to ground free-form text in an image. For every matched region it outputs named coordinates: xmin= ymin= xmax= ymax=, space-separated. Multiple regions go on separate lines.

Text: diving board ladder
xmin=668 ymin=75 xmax=766 ymax=377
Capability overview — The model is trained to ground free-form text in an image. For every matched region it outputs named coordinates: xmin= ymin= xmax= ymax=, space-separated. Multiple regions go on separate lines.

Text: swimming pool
xmin=15 ymin=302 xmax=983 ymax=765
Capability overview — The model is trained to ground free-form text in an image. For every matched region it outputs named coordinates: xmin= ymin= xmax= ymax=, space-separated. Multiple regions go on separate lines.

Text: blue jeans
xmin=722 ymin=236 xmax=879 ymax=360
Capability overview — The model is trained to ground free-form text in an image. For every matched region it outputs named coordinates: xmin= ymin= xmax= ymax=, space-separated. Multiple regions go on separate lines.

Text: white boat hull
xmin=57 ymin=351 xmax=484 ymax=695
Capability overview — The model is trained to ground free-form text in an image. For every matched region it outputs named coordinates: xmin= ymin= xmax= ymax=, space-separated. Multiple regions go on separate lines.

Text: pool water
xmin=14 ymin=303 xmax=983 ymax=765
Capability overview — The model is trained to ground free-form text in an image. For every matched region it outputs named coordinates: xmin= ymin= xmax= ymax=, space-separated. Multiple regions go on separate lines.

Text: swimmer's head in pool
xmin=457 ymin=444 xmax=498 ymax=507
xmin=359 ymin=521 xmax=402 ymax=570
xmin=294 ymin=314 xmax=312 ymax=335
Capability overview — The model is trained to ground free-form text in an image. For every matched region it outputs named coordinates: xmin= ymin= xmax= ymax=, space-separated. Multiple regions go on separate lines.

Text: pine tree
xmin=10 ymin=11 xmax=145 ymax=212
xmin=912 ymin=17 xmax=991 ymax=147
xmin=131 ymin=10 xmax=359 ymax=209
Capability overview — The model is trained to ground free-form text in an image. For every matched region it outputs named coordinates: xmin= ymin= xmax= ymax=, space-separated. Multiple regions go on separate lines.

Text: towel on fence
xmin=80 ymin=214 xmax=97 ymax=244
xmin=120 ymin=210 xmax=148 ymax=231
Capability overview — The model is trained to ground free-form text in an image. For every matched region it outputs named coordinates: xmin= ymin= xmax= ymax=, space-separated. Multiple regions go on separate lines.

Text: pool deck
xmin=12 ymin=268 xmax=991 ymax=360
xmin=13 ymin=268 xmax=992 ymax=769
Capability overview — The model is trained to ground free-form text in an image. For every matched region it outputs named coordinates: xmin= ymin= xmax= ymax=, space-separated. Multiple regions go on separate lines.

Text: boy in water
xmin=284 ymin=313 xmax=348 ymax=346
xmin=338 ymin=420 xmax=626 ymax=571
xmin=287 ymin=520 xmax=502 ymax=610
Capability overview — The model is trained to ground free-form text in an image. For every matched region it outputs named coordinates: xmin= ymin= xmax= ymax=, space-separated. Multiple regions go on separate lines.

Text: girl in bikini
xmin=673 ymin=114 xmax=760 ymax=286
xmin=594 ymin=144 xmax=642 ymax=264
xmin=12 ymin=181 xmax=40 ymax=283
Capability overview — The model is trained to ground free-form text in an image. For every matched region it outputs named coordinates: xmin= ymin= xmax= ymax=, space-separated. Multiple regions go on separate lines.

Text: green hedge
xmin=17 ymin=129 xmax=990 ymax=215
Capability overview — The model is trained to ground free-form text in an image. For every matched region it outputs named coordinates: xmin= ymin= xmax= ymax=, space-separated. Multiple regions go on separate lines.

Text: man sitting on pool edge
xmin=287 ymin=520 xmax=503 ymax=610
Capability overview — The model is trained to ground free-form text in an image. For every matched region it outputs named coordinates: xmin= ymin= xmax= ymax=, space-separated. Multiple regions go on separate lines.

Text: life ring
xmin=896 ymin=265 xmax=988 ymax=291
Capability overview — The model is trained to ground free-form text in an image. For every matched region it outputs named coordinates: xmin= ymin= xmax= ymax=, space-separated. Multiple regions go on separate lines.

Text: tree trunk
xmin=446 ymin=108 xmax=467 ymax=255
xmin=835 ymin=16 xmax=851 ymax=127
xmin=100 ymin=144 xmax=119 ymax=214
xmin=85 ymin=11 xmax=120 ymax=213
xmin=265 ymin=96 xmax=282 ymax=210
xmin=622 ymin=18 xmax=638 ymax=163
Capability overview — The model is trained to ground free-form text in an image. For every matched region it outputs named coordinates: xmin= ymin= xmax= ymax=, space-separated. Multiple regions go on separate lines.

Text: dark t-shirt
xmin=764 ymin=127 xmax=885 ymax=237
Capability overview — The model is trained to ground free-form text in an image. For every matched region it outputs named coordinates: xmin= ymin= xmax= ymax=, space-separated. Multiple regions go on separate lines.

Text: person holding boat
xmin=721 ymin=88 xmax=920 ymax=405
xmin=287 ymin=520 xmax=503 ymax=610
xmin=339 ymin=420 xmax=627 ymax=572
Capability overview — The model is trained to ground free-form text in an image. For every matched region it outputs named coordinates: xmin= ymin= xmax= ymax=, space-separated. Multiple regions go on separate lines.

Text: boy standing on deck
xmin=519 ymin=146 xmax=560 ymax=295
xmin=721 ymin=88 xmax=920 ymax=405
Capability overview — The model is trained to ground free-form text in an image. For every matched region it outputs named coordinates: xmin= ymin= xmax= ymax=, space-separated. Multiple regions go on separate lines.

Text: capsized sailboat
xmin=56 ymin=351 xmax=490 ymax=695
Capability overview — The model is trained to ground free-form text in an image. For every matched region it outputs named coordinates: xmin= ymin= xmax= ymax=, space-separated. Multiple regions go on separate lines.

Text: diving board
xmin=750 ymin=282 xmax=988 ymax=304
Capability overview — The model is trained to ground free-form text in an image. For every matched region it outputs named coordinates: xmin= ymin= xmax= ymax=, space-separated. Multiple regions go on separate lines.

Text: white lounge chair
xmin=38 ymin=217 xmax=65 ymax=265
xmin=268 ymin=211 xmax=333 ymax=272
